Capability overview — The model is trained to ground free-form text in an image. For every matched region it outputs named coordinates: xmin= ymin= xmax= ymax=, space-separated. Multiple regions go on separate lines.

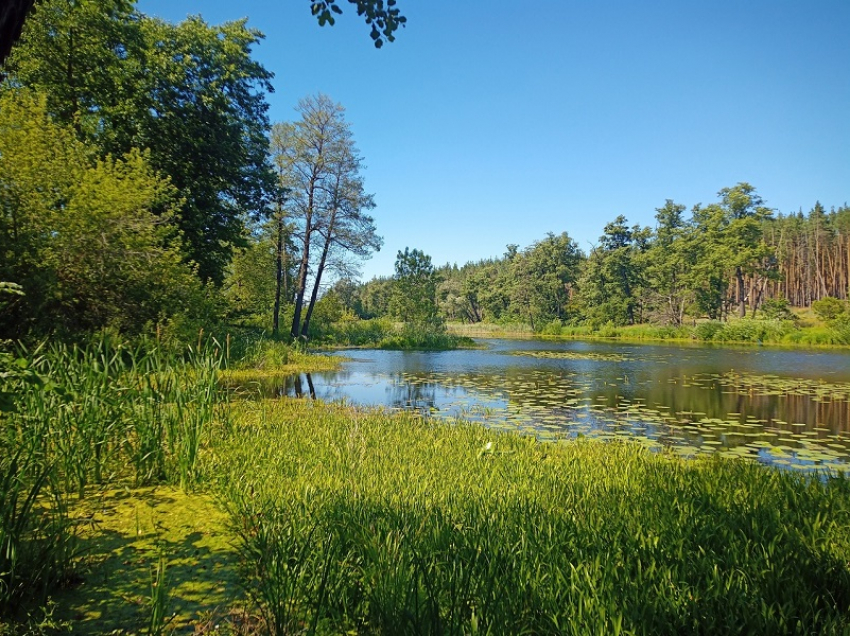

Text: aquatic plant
xmin=212 ymin=399 xmax=850 ymax=634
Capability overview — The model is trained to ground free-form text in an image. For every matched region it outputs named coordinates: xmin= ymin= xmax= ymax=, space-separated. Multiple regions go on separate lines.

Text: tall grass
xmin=0 ymin=333 xmax=226 ymax=618
xmin=211 ymin=400 xmax=850 ymax=634
xmin=0 ymin=445 xmax=73 ymax=616
xmin=310 ymin=319 xmax=474 ymax=350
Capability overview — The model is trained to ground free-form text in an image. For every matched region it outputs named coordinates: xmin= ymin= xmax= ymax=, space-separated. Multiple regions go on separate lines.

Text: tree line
xmin=339 ymin=186 xmax=849 ymax=331
xmin=1 ymin=0 xmax=846 ymax=345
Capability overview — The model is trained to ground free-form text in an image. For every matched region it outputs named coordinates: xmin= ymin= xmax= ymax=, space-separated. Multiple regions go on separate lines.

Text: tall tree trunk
xmin=290 ymin=181 xmax=317 ymax=339
xmin=736 ymin=266 xmax=746 ymax=317
xmin=272 ymin=209 xmax=287 ymax=336
xmin=290 ymin=238 xmax=311 ymax=340
xmin=300 ymin=214 xmax=336 ymax=338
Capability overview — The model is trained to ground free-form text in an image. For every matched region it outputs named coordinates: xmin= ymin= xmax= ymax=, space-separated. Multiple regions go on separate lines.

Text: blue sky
xmin=137 ymin=0 xmax=849 ymax=281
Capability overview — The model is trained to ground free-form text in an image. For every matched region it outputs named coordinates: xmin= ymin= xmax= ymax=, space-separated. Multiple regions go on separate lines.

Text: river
xmin=268 ymin=339 xmax=850 ymax=472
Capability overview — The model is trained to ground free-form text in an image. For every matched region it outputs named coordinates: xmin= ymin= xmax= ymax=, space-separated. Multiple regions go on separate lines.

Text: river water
xmin=270 ymin=339 xmax=850 ymax=472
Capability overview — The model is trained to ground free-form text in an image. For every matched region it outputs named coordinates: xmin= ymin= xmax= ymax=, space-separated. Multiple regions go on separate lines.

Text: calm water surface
xmin=271 ymin=339 xmax=850 ymax=472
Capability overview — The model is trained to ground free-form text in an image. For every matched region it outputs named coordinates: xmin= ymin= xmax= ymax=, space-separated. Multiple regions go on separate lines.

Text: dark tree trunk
xmin=272 ymin=212 xmax=287 ymax=336
xmin=299 ymin=220 xmax=334 ymax=339
xmin=290 ymin=239 xmax=311 ymax=340
xmin=736 ymin=266 xmax=746 ymax=317
xmin=0 ymin=0 xmax=35 ymax=68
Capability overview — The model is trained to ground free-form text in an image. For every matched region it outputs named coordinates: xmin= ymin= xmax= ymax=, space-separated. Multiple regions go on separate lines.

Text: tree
xmin=0 ymin=89 xmax=204 ymax=337
xmin=1 ymin=0 xmax=407 ymax=66
xmin=644 ymin=200 xmax=694 ymax=326
xmin=579 ymin=216 xmax=649 ymax=326
xmin=391 ymin=248 xmax=441 ymax=325
xmin=274 ymin=94 xmax=380 ymax=340
xmin=7 ymin=1 xmax=276 ymax=284
xmin=717 ymin=183 xmax=776 ymax=317
xmin=509 ymin=232 xmax=582 ymax=329
xmin=299 ymin=135 xmax=381 ymax=337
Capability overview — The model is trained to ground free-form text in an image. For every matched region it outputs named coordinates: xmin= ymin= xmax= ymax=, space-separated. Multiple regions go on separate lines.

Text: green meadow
xmin=1 ymin=337 xmax=850 ymax=634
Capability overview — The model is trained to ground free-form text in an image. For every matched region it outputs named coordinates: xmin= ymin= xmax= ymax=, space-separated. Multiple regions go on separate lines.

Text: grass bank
xmin=449 ymin=318 xmax=850 ymax=348
xmin=209 ymin=400 xmax=850 ymax=635
xmin=314 ymin=319 xmax=475 ymax=350
xmin=3 ymin=337 xmax=850 ymax=634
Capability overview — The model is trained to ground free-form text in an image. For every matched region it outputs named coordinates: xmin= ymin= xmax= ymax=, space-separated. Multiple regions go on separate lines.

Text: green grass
xmin=0 ymin=334 xmax=227 ymax=623
xmin=315 ymin=319 xmax=474 ymax=350
xmin=210 ymin=399 xmax=850 ymax=635
xmin=452 ymin=318 xmax=850 ymax=348
xmin=4 ymin=335 xmax=850 ymax=633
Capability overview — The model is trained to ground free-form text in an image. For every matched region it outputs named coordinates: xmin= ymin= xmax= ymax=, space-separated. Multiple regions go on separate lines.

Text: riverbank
xmin=40 ymin=399 xmax=850 ymax=634
xmin=448 ymin=315 xmax=850 ymax=348
xmin=3 ymin=342 xmax=850 ymax=633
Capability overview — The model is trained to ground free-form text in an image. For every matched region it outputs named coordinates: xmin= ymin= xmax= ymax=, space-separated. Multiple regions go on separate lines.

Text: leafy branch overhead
xmin=310 ymin=0 xmax=406 ymax=47
xmin=0 ymin=0 xmax=405 ymax=67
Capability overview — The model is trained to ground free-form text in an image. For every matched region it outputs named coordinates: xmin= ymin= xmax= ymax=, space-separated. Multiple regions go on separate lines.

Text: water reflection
xmin=240 ymin=339 xmax=850 ymax=473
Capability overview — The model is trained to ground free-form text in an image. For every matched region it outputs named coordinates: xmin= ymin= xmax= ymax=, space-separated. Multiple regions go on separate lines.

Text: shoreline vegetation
xmin=445 ymin=310 xmax=850 ymax=349
xmin=2 ymin=336 xmax=850 ymax=634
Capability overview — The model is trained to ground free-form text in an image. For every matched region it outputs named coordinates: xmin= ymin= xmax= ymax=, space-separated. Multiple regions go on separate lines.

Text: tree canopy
xmin=7 ymin=0 xmax=276 ymax=283
xmin=0 ymin=0 xmax=407 ymax=66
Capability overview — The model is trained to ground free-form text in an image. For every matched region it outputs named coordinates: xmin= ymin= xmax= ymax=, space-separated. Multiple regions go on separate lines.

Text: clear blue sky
xmin=137 ymin=0 xmax=849 ymax=281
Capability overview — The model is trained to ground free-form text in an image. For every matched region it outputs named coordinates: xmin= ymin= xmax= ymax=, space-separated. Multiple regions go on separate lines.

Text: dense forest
xmin=1 ymin=0 xmax=848 ymax=347
xmin=338 ymin=192 xmax=850 ymax=334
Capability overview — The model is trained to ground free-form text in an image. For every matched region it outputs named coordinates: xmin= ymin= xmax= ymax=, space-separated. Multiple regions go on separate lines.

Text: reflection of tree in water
xmin=387 ymin=374 xmax=438 ymax=413
xmin=260 ymin=373 xmax=318 ymax=399
xmin=290 ymin=373 xmax=317 ymax=399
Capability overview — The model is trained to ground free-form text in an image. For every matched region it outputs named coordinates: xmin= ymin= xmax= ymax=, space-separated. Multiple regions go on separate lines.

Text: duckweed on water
xmin=511 ymin=350 xmax=629 ymax=362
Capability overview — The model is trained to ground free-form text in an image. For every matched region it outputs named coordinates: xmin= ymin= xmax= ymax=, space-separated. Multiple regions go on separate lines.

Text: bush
xmin=693 ymin=321 xmax=725 ymax=341
xmin=378 ymin=323 xmax=471 ymax=350
xmin=830 ymin=313 xmax=850 ymax=345
xmin=760 ymin=297 xmax=796 ymax=321
xmin=596 ymin=321 xmax=621 ymax=338
xmin=539 ymin=319 xmax=563 ymax=336
xmin=812 ymin=297 xmax=846 ymax=322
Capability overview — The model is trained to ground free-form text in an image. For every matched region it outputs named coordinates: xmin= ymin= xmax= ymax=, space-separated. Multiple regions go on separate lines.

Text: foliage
xmin=7 ymin=0 xmax=276 ymax=284
xmin=310 ymin=0 xmax=407 ymax=47
xmin=579 ymin=215 xmax=650 ymax=326
xmin=390 ymin=248 xmax=443 ymax=327
xmin=271 ymin=94 xmax=381 ymax=341
xmin=0 ymin=89 xmax=206 ymax=339
xmin=759 ymin=296 xmax=796 ymax=321
xmin=509 ymin=232 xmax=582 ymax=330
xmin=223 ymin=231 xmax=280 ymax=327
xmin=813 ymin=296 xmax=846 ymax=322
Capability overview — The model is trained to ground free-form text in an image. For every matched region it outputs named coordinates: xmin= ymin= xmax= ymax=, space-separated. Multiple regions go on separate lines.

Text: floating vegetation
xmin=366 ymin=365 xmax=850 ymax=474
xmin=706 ymin=371 xmax=850 ymax=402
xmin=510 ymin=350 xmax=629 ymax=362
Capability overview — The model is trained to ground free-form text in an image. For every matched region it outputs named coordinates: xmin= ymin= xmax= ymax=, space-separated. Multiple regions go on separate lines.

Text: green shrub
xmin=760 ymin=297 xmax=796 ymax=321
xmin=596 ymin=321 xmax=621 ymax=338
xmin=812 ymin=296 xmax=846 ymax=322
xmin=693 ymin=321 xmax=724 ymax=341
xmin=539 ymin=319 xmax=563 ymax=336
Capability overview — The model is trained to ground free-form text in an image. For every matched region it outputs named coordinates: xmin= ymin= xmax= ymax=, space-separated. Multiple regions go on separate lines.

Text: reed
xmin=148 ymin=544 xmax=172 ymax=636
xmin=0 ymin=333 xmax=226 ymax=619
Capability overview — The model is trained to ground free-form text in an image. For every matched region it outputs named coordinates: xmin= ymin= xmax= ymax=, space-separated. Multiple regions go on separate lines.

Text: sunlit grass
xmin=210 ymin=398 xmax=850 ymax=635
xmin=5 ymin=334 xmax=850 ymax=633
